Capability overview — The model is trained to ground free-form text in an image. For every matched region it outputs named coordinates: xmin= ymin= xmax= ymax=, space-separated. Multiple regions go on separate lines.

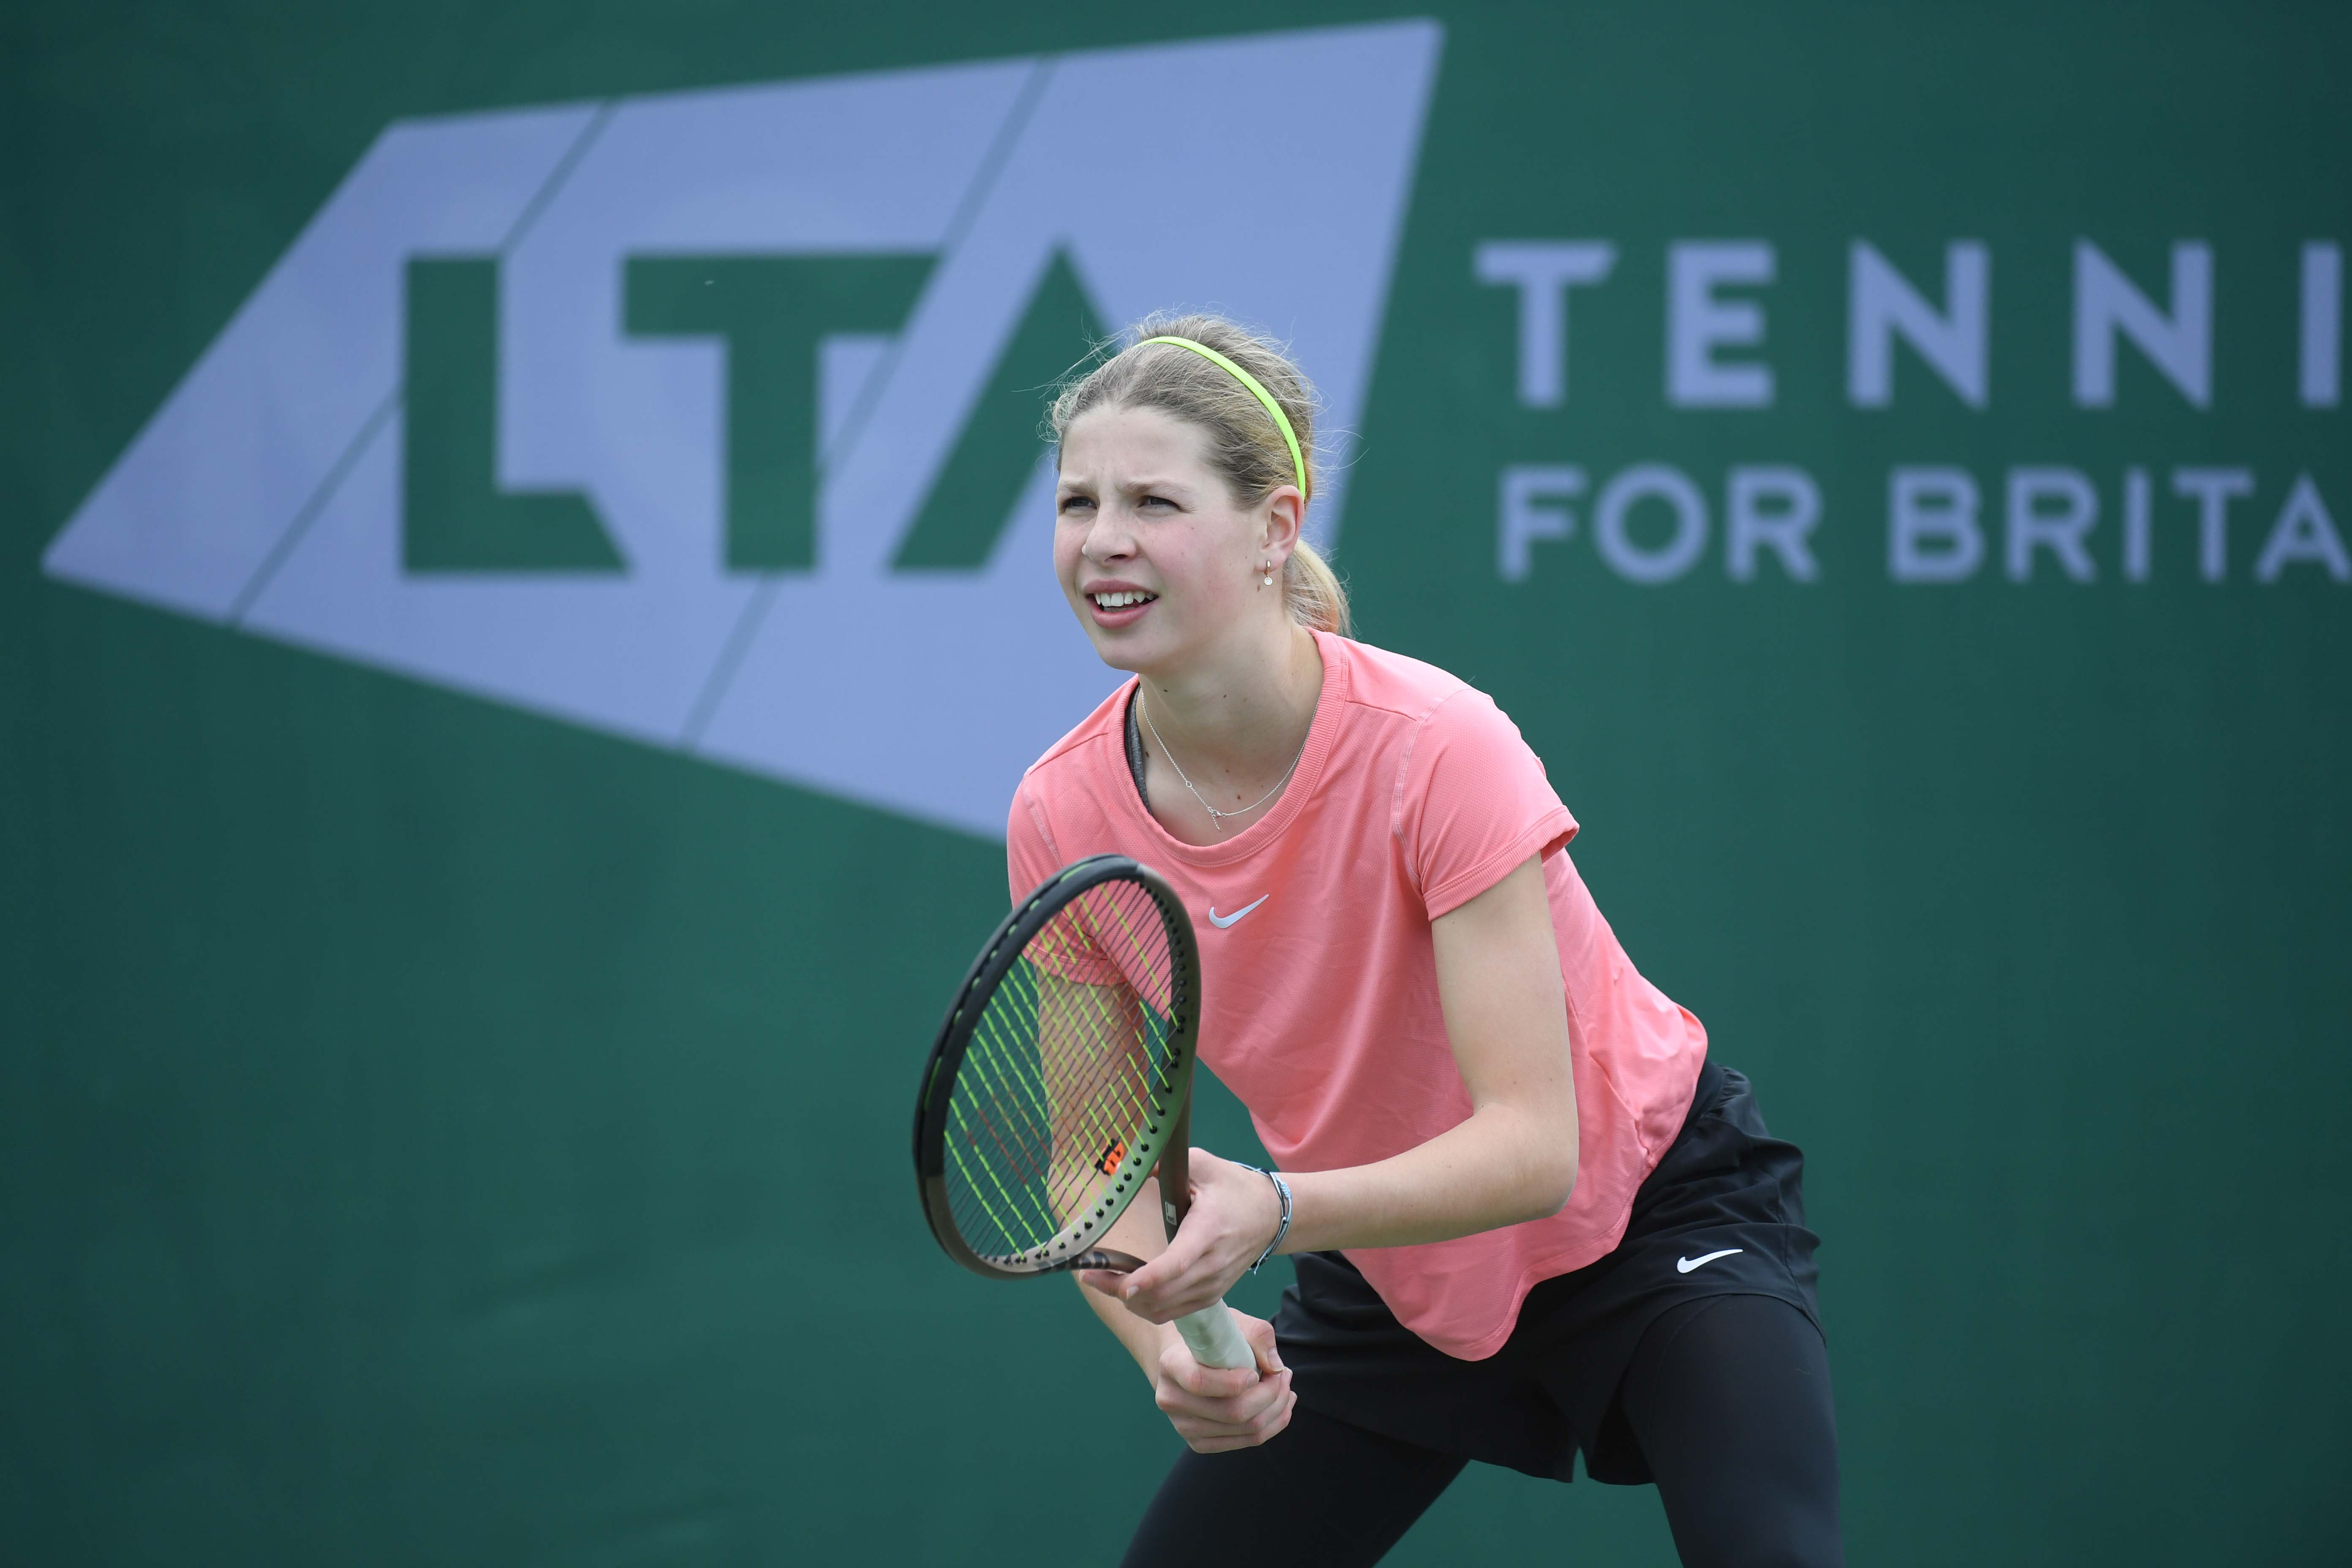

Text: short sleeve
xmin=1005 ymin=781 xmax=1128 ymax=987
xmin=1006 ymin=778 xmax=1062 ymax=908
xmin=1396 ymin=688 xmax=1579 ymax=920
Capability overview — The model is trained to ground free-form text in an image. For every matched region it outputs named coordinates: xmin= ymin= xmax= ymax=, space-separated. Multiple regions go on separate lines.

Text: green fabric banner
xmin=4 ymin=4 xmax=2344 ymax=1563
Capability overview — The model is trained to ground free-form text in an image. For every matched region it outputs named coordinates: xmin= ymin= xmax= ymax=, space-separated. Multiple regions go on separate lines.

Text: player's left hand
xmin=1149 ymin=1311 xmax=1293 ymax=1452
xmin=1086 ymin=1148 xmax=1283 ymax=1323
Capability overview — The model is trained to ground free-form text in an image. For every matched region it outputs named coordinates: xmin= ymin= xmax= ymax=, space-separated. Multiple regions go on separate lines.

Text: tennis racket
xmin=912 ymin=854 xmax=1255 ymax=1370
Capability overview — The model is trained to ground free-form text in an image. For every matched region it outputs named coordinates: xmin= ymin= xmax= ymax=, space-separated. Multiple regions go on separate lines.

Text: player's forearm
xmin=1079 ymin=1275 xmax=1175 ymax=1380
xmin=1277 ymin=1102 xmax=1578 ymax=1253
xmin=1074 ymin=1177 xmax=1177 ymax=1381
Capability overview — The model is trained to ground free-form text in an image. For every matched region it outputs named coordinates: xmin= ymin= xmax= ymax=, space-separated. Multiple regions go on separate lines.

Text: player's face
xmin=1054 ymin=405 xmax=1271 ymax=675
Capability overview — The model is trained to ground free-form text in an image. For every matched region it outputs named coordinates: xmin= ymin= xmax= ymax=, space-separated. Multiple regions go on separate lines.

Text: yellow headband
xmin=1140 ymin=336 xmax=1310 ymax=499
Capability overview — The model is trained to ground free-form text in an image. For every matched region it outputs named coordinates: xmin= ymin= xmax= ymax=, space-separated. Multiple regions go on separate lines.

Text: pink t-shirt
xmin=1007 ymin=632 xmax=1707 ymax=1360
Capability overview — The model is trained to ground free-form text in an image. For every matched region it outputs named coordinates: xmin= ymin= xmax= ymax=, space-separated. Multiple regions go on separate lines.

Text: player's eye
xmin=1058 ymin=493 xmax=1096 ymax=514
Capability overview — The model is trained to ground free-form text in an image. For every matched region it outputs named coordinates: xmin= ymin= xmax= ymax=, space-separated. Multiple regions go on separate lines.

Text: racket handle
xmin=1174 ymin=1301 xmax=1256 ymax=1371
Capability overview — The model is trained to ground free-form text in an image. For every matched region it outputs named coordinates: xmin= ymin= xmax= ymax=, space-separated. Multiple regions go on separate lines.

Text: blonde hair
xmin=1049 ymin=312 xmax=1350 ymax=636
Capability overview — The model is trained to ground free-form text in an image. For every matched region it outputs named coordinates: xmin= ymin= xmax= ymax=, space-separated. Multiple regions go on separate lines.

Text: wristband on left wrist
xmin=1234 ymin=1163 xmax=1293 ymax=1273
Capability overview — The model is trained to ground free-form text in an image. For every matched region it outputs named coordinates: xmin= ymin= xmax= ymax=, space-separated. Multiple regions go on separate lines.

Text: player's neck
xmin=1138 ymin=621 xmax=1322 ymax=787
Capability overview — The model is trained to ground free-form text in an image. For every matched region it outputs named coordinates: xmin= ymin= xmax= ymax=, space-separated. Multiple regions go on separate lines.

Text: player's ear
xmin=1260 ymin=486 xmax=1305 ymax=566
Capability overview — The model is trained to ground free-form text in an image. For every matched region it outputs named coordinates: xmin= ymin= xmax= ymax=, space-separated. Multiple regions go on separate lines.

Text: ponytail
xmin=1283 ymin=540 xmax=1349 ymax=635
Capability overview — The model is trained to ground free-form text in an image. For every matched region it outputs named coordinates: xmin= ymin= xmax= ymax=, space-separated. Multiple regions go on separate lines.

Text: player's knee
xmin=1670 ymin=1495 xmax=1843 ymax=1568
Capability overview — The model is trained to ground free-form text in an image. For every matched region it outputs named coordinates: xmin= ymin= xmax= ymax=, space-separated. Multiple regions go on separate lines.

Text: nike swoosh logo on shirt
xmin=1676 ymin=1249 xmax=1743 ymax=1274
xmin=1207 ymin=896 xmax=1269 ymax=929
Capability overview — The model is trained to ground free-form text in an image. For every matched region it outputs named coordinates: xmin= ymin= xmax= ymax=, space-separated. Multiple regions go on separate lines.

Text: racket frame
xmin=912 ymin=854 xmax=1202 ymax=1280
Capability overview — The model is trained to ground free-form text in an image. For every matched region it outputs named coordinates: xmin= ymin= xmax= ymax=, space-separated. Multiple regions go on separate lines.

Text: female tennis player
xmin=1012 ymin=315 xmax=1842 ymax=1567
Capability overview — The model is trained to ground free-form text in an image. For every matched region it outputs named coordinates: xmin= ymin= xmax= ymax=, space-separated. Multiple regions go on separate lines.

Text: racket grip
xmin=1174 ymin=1301 xmax=1256 ymax=1371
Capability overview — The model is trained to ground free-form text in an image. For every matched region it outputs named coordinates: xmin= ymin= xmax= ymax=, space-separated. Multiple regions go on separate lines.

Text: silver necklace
xmin=1138 ymin=689 xmax=1310 ymax=834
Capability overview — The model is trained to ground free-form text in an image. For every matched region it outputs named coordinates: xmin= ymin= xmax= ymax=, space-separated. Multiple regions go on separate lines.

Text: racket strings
xmin=940 ymin=879 xmax=1184 ymax=1263
xmin=1031 ymin=883 xmax=1177 ymax=1210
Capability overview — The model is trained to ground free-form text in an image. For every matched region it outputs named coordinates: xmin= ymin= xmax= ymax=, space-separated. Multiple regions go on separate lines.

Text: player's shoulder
xmin=1016 ymin=678 xmax=1132 ymax=800
xmin=1331 ymin=633 xmax=1485 ymax=728
xmin=1330 ymin=634 xmax=1538 ymax=786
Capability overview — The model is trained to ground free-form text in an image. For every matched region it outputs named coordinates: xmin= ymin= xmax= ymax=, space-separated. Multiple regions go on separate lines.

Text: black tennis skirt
xmin=1271 ymin=1058 xmax=1821 ymax=1485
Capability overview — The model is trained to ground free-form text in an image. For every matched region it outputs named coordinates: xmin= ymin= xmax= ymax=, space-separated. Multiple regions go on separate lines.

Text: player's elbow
xmin=1473 ymin=1100 xmax=1579 ymax=1223
xmin=1511 ymin=1134 xmax=1579 ymax=1222
xmin=1530 ymin=1146 xmax=1579 ymax=1219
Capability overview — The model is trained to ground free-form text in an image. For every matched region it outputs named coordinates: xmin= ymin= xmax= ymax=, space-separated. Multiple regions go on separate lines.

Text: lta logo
xmin=44 ymin=22 xmax=1441 ymax=836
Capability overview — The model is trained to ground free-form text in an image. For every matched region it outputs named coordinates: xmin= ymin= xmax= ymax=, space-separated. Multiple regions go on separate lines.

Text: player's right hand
xmin=1151 ymin=1312 xmax=1293 ymax=1453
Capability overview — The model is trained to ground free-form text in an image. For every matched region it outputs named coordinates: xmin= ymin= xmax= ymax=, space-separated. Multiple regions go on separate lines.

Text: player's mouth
xmin=1087 ymin=588 xmax=1158 ymax=627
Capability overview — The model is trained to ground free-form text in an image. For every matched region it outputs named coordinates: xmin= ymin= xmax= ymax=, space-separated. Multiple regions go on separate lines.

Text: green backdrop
xmin=5 ymin=3 xmax=2347 ymax=1564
